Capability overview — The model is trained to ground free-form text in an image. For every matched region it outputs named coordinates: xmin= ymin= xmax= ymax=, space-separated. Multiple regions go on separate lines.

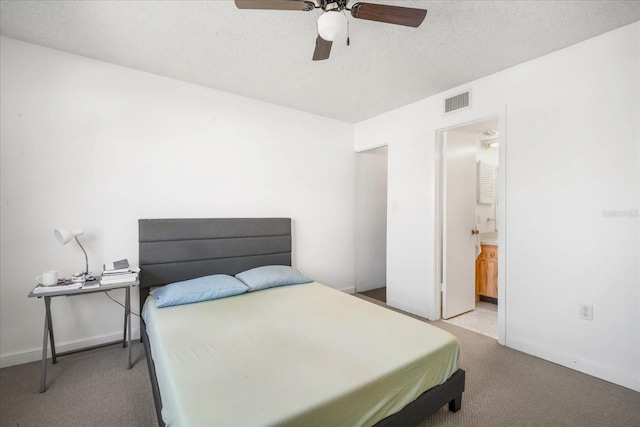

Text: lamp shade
xmin=317 ymin=11 xmax=347 ymax=42
xmin=54 ymin=228 xmax=84 ymax=245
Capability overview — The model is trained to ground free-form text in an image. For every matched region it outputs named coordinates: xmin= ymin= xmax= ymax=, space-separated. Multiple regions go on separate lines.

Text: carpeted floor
xmin=358 ymin=289 xmax=499 ymax=339
xmin=358 ymin=287 xmax=386 ymax=304
xmin=0 ymin=341 xmax=158 ymax=427
xmin=419 ymin=320 xmax=640 ymax=427
xmin=1 ymin=300 xmax=639 ymax=427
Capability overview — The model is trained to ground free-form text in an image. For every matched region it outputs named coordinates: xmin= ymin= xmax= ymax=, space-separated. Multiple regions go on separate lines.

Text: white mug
xmin=36 ymin=270 xmax=58 ymax=286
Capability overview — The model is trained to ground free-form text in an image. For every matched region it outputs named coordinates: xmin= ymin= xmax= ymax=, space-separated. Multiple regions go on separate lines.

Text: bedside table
xmin=28 ymin=278 xmax=138 ymax=392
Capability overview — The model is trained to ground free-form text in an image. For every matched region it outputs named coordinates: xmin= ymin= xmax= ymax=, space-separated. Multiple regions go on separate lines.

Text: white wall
xmin=0 ymin=37 xmax=355 ymax=367
xmin=355 ymin=146 xmax=388 ymax=292
xmin=355 ymin=23 xmax=639 ymax=391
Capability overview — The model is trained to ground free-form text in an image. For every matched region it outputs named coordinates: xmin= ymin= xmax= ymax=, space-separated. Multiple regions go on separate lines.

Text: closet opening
xmin=354 ymin=145 xmax=388 ymax=304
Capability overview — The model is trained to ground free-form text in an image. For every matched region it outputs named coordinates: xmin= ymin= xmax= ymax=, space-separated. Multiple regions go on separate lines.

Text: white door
xmin=442 ymin=131 xmax=477 ymax=319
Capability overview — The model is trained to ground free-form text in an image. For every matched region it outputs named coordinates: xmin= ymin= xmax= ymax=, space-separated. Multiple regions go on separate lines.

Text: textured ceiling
xmin=1 ymin=1 xmax=639 ymax=123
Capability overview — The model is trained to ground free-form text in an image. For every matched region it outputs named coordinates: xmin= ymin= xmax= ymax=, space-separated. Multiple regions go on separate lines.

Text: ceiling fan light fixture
xmin=317 ymin=11 xmax=347 ymax=42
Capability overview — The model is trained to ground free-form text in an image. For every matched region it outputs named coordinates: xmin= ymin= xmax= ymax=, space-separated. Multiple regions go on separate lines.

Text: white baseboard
xmin=0 ymin=329 xmax=140 ymax=369
xmin=507 ymin=336 xmax=640 ymax=392
xmin=353 ymin=284 xmax=386 ymax=293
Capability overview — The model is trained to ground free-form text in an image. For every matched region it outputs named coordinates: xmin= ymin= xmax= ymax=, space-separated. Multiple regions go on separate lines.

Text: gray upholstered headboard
xmin=138 ymin=218 xmax=291 ymax=313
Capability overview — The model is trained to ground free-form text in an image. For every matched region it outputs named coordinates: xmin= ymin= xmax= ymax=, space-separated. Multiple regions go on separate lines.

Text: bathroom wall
xmin=476 ymin=143 xmax=499 ymax=233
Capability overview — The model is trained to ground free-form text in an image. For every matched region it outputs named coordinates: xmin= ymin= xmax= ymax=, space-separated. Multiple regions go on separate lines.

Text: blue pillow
xmin=235 ymin=265 xmax=312 ymax=292
xmin=150 ymin=274 xmax=249 ymax=308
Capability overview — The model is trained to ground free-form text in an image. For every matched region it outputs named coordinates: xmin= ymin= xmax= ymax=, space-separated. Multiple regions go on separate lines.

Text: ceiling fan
xmin=234 ymin=0 xmax=427 ymax=61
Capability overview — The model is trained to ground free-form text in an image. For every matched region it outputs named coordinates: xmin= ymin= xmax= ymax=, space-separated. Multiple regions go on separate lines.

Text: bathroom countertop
xmin=479 ymin=231 xmax=498 ymax=246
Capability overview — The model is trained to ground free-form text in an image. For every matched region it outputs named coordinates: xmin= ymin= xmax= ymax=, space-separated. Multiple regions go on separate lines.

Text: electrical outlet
xmin=580 ymin=304 xmax=593 ymax=321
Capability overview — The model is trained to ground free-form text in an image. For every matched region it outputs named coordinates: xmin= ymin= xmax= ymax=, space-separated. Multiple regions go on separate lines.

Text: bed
xmin=139 ymin=218 xmax=465 ymax=427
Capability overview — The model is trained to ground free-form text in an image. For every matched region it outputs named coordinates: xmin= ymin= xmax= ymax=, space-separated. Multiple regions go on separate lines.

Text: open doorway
xmin=354 ymin=145 xmax=388 ymax=304
xmin=436 ymin=116 xmax=502 ymax=340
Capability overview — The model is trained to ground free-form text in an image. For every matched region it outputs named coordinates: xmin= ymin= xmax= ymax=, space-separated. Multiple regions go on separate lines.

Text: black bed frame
xmin=138 ymin=218 xmax=464 ymax=427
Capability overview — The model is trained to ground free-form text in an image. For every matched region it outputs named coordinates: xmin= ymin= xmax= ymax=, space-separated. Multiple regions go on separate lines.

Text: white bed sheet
xmin=142 ymin=282 xmax=460 ymax=427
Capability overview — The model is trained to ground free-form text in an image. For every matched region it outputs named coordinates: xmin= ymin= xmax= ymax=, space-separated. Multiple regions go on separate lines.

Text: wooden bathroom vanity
xmin=476 ymin=244 xmax=498 ymax=300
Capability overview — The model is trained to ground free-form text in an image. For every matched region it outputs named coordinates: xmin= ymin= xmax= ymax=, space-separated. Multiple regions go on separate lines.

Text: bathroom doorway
xmin=436 ymin=115 xmax=504 ymax=341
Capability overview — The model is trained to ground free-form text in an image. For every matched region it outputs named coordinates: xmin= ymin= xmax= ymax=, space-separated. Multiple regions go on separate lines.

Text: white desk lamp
xmin=54 ymin=228 xmax=94 ymax=282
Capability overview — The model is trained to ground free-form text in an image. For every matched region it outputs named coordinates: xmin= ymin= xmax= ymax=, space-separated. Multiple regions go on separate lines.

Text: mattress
xmin=142 ymin=282 xmax=460 ymax=427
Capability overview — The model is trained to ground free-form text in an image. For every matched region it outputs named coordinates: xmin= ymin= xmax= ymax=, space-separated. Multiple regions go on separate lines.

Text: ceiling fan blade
xmin=234 ymin=0 xmax=315 ymax=11
xmin=350 ymin=2 xmax=427 ymax=27
xmin=312 ymin=36 xmax=332 ymax=61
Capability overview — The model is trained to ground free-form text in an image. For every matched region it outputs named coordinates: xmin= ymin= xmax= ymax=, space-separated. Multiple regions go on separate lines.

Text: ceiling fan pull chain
xmin=346 ymin=14 xmax=350 ymax=46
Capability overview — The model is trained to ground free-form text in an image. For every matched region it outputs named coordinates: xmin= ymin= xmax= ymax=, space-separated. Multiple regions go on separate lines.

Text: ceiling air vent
xmin=444 ymin=91 xmax=470 ymax=114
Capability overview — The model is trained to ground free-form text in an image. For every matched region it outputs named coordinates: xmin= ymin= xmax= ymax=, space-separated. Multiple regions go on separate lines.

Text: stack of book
xmin=100 ymin=259 xmax=140 ymax=285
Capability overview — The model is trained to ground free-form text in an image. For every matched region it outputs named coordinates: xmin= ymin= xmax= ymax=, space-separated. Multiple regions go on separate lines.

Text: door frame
xmin=434 ymin=106 xmax=507 ymax=345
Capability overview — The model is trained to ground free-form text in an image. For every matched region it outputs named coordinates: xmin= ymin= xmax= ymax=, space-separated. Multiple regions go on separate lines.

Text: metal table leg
xmin=46 ymin=297 xmax=56 ymax=364
xmin=126 ymin=286 xmax=131 ymax=369
xmin=40 ymin=296 xmax=55 ymax=393
xmin=40 ymin=300 xmax=49 ymax=393
xmin=122 ymin=290 xmax=128 ymax=349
